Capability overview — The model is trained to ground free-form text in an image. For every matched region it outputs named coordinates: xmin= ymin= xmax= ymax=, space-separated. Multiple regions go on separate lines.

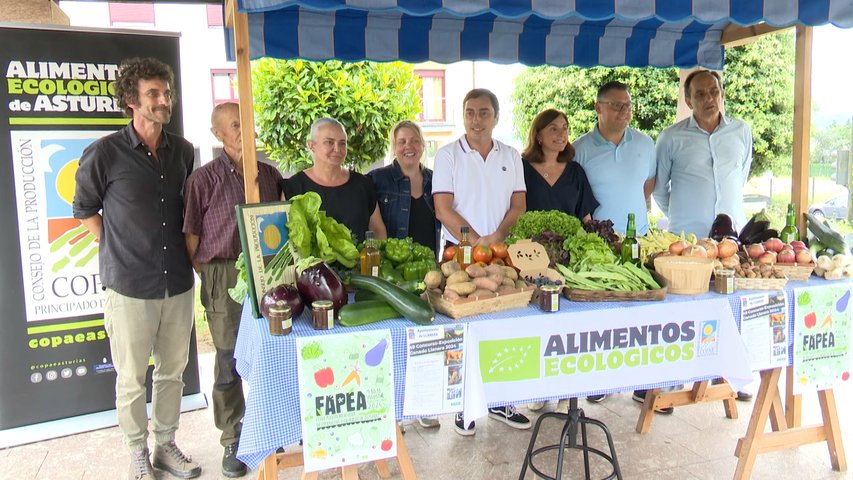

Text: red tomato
xmin=472 ymin=245 xmax=493 ymax=263
xmin=442 ymin=245 xmax=457 ymax=261
xmin=490 ymin=242 xmax=509 ymax=259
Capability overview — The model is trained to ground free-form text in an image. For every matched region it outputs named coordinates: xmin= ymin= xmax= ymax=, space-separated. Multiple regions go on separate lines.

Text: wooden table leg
xmin=341 ymin=464 xmax=359 ymax=480
xmin=375 ymin=459 xmax=392 ymax=478
xmin=786 ymin=365 xmax=802 ymax=428
xmin=734 ymin=367 xmax=781 ymax=479
xmin=300 ymin=472 xmax=319 ymax=480
xmin=258 ymin=452 xmax=279 ymax=480
xmin=769 ymin=388 xmax=787 ymax=432
xmin=819 ymin=389 xmax=847 ymax=471
xmin=634 ymin=388 xmax=660 ymax=433
xmin=395 ymin=424 xmax=418 ymax=480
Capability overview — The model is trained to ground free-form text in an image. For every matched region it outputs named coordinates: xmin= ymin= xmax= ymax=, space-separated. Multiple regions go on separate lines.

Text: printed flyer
xmin=296 ymin=331 xmax=397 ymax=472
xmin=402 ymin=324 xmax=466 ymax=416
xmin=793 ymin=285 xmax=853 ymax=394
xmin=739 ymin=292 xmax=789 ymax=370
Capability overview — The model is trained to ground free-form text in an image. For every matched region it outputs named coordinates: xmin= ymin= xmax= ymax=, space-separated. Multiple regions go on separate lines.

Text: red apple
xmin=763 ymin=238 xmax=785 ymax=253
xmin=777 ymin=249 xmax=796 ymax=264
xmin=746 ymin=243 xmax=766 ymax=259
xmin=790 ymin=240 xmax=807 ymax=250
xmin=795 ymin=249 xmax=813 ymax=265
xmin=757 ymin=251 xmax=777 ymax=265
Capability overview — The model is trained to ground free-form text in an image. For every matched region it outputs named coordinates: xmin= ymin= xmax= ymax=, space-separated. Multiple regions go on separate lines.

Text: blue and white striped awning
xmin=231 ymin=0 xmax=853 ymax=68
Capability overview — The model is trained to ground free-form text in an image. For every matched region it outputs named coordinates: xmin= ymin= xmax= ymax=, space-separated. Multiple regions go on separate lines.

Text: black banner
xmin=0 ymin=25 xmax=201 ymax=430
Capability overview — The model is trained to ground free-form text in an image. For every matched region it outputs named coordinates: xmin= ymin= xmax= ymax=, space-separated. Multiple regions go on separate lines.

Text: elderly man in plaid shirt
xmin=183 ymin=102 xmax=282 ymax=477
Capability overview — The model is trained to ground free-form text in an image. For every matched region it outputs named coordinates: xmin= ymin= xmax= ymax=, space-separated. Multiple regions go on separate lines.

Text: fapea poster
xmin=296 ymin=331 xmax=396 ymax=472
xmin=793 ymin=285 xmax=853 ymax=394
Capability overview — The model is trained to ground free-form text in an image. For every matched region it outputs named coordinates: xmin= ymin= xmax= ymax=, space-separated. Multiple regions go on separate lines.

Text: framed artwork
xmin=235 ymin=201 xmax=291 ymax=318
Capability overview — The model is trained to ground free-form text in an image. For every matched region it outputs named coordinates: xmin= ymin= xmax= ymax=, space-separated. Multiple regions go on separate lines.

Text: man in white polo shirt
xmin=433 ymin=88 xmax=529 ymax=435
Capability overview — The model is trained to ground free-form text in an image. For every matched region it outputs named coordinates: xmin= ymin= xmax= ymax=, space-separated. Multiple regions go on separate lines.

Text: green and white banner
xmin=462 ymin=298 xmax=752 ymax=419
xmin=296 ymin=331 xmax=397 ymax=472
xmin=793 ymin=285 xmax=852 ymax=394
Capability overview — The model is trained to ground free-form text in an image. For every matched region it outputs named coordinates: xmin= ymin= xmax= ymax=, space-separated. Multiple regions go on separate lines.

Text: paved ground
xmin=2 ymin=352 xmax=853 ymax=480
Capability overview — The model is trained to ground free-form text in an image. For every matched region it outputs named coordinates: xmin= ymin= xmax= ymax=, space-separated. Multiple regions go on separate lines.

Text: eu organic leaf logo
xmin=479 ymin=337 xmax=540 ymax=383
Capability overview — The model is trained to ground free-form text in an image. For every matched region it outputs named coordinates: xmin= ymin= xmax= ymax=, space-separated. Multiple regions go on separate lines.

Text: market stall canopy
xmin=229 ymin=0 xmax=853 ymax=68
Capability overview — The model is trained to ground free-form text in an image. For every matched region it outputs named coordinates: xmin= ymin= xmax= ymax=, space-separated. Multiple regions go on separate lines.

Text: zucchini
xmin=805 ymin=212 xmax=848 ymax=254
xmin=354 ymin=279 xmax=424 ymax=302
xmin=338 ymin=300 xmax=400 ymax=327
xmin=348 ymin=274 xmax=435 ymax=325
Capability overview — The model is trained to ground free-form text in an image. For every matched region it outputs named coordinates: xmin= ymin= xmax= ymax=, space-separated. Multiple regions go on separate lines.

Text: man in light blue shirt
xmin=653 ymin=70 xmax=753 ymax=238
xmin=575 ymin=81 xmax=656 ymax=235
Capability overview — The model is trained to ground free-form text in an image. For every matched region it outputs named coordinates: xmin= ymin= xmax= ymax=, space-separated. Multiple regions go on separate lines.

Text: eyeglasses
xmin=598 ymin=101 xmax=633 ymax=113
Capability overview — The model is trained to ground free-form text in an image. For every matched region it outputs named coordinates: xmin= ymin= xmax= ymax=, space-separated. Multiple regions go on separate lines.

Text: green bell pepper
xmin=384 ymin=238 xmax=413 ymax=266
xmin=412 ymin=244 xmax=436 ymax=262
xmin=401 ymin=260 xmax=434 ymax=281
xmin=379 ymin=261 xmax=404 ymax=283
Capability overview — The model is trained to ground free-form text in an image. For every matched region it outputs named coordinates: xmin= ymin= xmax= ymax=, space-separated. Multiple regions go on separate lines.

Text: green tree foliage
xmin=252 ymin=59 xmax=422 ymax=173
xmin=722 ymin=32 xmax=795 ymax=177
xmin=511 ymin=66 xmax=678 ymax=140
xmin=811 ymin=120 xmax=852 ymax=165
xmin=511 ymin=32 xmax=795 ymax=178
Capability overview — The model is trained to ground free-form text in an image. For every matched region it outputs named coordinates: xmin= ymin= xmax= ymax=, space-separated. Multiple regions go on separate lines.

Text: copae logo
xmin=479 ymin=321 xmax=699 ymax=383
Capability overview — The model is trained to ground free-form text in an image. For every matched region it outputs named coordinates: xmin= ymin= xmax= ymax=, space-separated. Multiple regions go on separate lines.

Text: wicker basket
xmin=563 ymin=271 xmax=668 ymax=302
xmin=734 ymin=276 xmax=788 ymax=290
xmin=653 ymin=256 xmax=715 ymax=294
xmin=425 ymin=287 xmax=535 ymax=319
xmin=772 ymin=264 xmax=815 ymax=281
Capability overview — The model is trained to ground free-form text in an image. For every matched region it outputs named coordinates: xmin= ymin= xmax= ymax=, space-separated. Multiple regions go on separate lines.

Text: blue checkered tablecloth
xmin=233 ymin=278 xmax=840 ymax=469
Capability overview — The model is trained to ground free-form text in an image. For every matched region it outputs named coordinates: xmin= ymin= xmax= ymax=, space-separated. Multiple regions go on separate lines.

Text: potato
xmin=473 ymin=276 xmax=500 ymax=292
xmin=497 ymin=285 xmax=518 ymax=295
xmin=501 ymin=277 xmax=516 ymax=287
xmin=484 ymin=264 xmax=504 ymax=278
xmin=465 ymin=264 xmax=488 ymax=278
xmin=514 ymin=279 xmax=528 ymax=289
xmin=441 ymin=261 xmax=461 ymax=277
xmin=502 ymin=266 xmax=519 ymax=280
xmin=424 ymin=270 xmax=443 ymax=289
xmin=470 ymin=288 xmax=497 ymax=299
xmin=442 ymin=289 xmax=461 ymax=301
xmin=445 ymin=281 xmax=477 ymax=296
xmin=446 ymin=271 xmax=470 ymax=286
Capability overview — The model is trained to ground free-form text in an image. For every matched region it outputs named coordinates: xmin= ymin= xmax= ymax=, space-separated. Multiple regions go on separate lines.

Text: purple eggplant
xmin=261 ymin=284 xmax=304 ymax=318
xmin=296 ymin=260 xmax=347 ymax=312
xmin=709 ymin=213 xmax=738 ymax=242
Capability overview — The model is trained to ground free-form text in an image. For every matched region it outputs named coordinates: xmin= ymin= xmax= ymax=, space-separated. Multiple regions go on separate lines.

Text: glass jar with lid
xmin=311 ymin=300 xmax=335 ymax=330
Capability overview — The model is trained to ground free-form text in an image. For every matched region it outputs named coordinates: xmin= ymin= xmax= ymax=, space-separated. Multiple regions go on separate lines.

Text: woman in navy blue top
xmin=522 ymin=109 xmax=598 ymax=222
xmin=368 ymin=121 xmax=440 ymax=256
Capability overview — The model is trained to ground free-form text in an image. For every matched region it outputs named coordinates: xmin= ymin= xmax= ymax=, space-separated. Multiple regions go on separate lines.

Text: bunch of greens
xmin=287 ymin=192 xmax=359 ymax=268
xmin=564 ymin=231 xmax=617 ymax=270
xmin=506 ymin=210 xmax=583 ymax=245
xmin=583 ymin=219 xmax=619 ymax=249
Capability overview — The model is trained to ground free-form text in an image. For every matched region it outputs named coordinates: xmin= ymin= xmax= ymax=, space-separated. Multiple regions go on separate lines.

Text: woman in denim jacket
xmin=368 ymin=120 xmax=440 ymax=257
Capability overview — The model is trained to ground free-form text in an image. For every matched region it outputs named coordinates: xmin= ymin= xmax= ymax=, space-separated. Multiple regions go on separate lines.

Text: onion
xmin=261 ymin=284 xmax=304 ymax=318
xmin=717 ymin=238 xmax=739 ymax=259
xmin=681 ymin=245 xmax=708 ymax=258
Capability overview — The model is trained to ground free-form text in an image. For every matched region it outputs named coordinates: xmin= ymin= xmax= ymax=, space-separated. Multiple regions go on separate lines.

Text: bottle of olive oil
xmin=359 ymin=230 xmax=381 ymax=276
xmin=456 ymin=226 xmax=473 ymax=269
xmin=780 ymin=203 xmax=799 ymax=243
xmin=620 ymin=213 xmax=640 ymax=265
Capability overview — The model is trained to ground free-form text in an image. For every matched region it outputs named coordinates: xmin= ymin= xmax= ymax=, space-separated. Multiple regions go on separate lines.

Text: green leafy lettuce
xmin=286 ymin=192 xmax=359 ymax=268
xmin=506 ymin=210 xmax=583 ymax=245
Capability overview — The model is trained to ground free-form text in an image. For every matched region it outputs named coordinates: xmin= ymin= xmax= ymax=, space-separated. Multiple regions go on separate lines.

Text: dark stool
xmin=519 ymin=398 xmax=622 ymax=480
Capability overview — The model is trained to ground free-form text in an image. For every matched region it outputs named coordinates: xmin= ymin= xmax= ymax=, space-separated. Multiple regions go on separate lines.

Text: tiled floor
xmin=2 ymin=353 xmax=853 ymax=480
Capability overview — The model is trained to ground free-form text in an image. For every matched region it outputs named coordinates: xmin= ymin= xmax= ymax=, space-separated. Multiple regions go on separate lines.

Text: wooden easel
xmin=255 ymin=425 xmax=417 ymax=480
xmin=635 ymin=380 xmax=738 ymax=433
xmin=733 ymin=366 xmax=846 ymax=479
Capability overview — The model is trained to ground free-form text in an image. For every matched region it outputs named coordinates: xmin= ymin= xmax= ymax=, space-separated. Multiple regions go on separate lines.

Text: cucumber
xmin=348 ymin=274 xmax=435 ymax=325
xmin=354 ymin=289 xmax=378 ymax=302
xmin=338 ymin=300 xmax=400 ymax=327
